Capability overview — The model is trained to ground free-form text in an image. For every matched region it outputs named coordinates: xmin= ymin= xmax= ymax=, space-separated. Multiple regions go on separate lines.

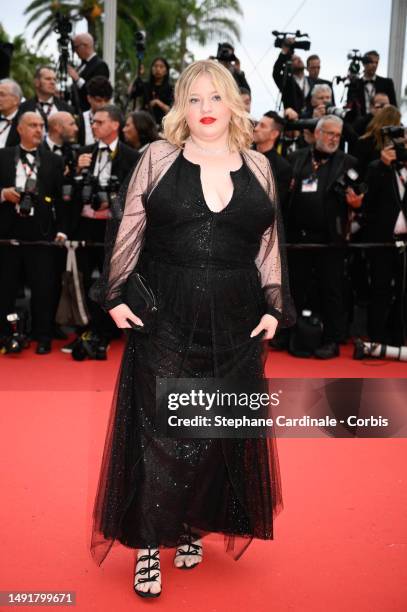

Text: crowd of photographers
xmin=0 ymin=33 xmax=406 ymax=359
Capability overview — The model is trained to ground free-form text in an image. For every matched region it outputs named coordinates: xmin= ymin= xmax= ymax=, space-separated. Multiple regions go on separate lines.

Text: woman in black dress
xmin=129 ymin=57 xmax=174 ymax=128
xmin=90 ymin=59 xmax=294 ymax=598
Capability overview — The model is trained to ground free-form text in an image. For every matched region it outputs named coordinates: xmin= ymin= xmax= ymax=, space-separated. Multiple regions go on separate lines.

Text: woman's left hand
xmin=250 ymin=314 xmax=279 ymax=340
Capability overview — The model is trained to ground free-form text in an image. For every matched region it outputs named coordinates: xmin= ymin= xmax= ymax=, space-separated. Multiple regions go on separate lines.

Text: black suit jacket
xmin=74 ymin=55 xmax=110 ymax=112
xmin=0 ymin=146 xmax=66 ymax=240
xmin=1 ymin=114 xmax=20 ymax=147
xmin=18 ymin=97 xmax=75 ymax=128
xmin=347 ymin=75 xmax=397 ymax=115
xmin=362 ymin=160 xmax=407 ymax=242
xmin=287 ymin=146 xmax=358 ymax=243
xmin=260 ymin=147 xmax=293 ymax=210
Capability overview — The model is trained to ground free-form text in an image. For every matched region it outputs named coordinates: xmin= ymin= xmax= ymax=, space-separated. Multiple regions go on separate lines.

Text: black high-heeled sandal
xmin=174 ymin=535 xmax=203 ymax=570
xmin=134 ymin=548 xmax=162 ymax=598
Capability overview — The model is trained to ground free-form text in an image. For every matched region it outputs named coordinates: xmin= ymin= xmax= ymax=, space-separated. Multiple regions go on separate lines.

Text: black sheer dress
xmin=90 ymin=141 xmax=295 ymax=566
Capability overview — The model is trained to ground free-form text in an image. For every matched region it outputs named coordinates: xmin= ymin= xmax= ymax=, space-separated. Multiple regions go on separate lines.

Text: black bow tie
xmin=20 ymin=147 xmax=37 ymax=160
xmin=39 ymin=101 xmax=52 ymax=107
xmin=98 ymin=146 xmax=110 ymax=153
xmin=364 ymin=79 xmax=375 ymax=84
xmin=0 ymin=115 xmax=12 ymax=123
xmin=53 ymin=144 xmax=63 ymax=152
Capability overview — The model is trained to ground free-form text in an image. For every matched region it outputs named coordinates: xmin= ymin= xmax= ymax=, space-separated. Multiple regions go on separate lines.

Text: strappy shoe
xmin=134 ymin=548 xmax=162 ymax=598
xmin=174 ymin=536 xmax=203 ymax=570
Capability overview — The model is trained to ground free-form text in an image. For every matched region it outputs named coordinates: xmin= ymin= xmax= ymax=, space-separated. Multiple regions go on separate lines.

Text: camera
xmin=61 ymin=143 xmax=80 ymax=203
xmin=284 ymin=118 xmax=318 ymax=132
xmin=272 ymin=30 xmax=311 ymax=52
xmin=16 ymin=177 xmax=37 ymax=217
xmin=77 ymin=171 xmax=120 ymax=211
xmin=381 ymin=126 xmax=407 ymax=163
xmin=216 ymin=43 xmax=237 ymax=63
xmin=135 ymin=30 xmax=146 ymax=59
xmin=325 ymin=105 xmax=349 ymax=120
xmin=334 ymin=168 xmax=367 ymax=198
xmin=0 ymin=312 xmax=30 ymax=354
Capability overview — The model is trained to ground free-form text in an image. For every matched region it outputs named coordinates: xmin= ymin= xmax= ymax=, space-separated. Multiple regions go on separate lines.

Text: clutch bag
xmin=122 ymin=271 xmax=158 ymax=333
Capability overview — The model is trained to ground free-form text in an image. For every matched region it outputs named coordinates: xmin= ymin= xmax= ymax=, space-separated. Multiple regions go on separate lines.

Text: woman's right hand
xmin=108 ymin=303 xmax=144 ymax=329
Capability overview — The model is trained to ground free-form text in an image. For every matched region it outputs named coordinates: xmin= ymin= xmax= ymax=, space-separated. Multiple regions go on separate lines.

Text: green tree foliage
xmin=0 ymin=23 xmax=53 ymax=99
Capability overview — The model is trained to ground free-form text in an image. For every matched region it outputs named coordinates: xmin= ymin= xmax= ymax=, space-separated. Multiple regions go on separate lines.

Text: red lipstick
xmin=200 ymin=117 xmax=216 ymax=124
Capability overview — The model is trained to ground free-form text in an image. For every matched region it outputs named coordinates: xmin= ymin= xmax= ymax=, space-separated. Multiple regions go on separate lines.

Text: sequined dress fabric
xmin=90 ymin=141 xmax=295 ymax=566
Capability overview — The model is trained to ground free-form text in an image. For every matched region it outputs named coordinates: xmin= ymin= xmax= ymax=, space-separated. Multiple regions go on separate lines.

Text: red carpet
xmin=1 ymin=338 xmax=406 ymax=611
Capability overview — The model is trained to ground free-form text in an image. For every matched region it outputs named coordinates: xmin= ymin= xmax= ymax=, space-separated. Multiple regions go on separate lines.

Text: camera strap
xmin=15 ymin=146 xmax=41 ymax=180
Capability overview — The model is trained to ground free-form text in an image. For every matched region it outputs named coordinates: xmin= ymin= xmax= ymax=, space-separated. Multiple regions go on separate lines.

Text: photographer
xmin=362 ymin=130 xmax=407 ymax=345
xmin=354 ymin=105 xmax=401 ymax=178
xmin=253 ymin=111 xmax=292 ymax=209
xmin=0 ymin=78 xmax=22 ymax=148
xmin=0 ymin=112 xmax=66 ymax=354
xmin=216 ymin=42 xmax=251 ymax=92
xmin=68 ymin=33 xmax=109 ymax=112
xmin=352 ymin=92 xmax=390 ymax=137
xmin=286 ymin=115 xmax=362 ymax=358
xmin=273 ymin=38 xmax=311 ymax=114
xmin=346 ymin=50 xmax=397 ymax=116
xmin=128 ymin=57 xmax=173 ymax=128
xmin=18 ymin=67 xmax=74 ymax=128
xmin=68 ymin=105 xmax=140 ymax=357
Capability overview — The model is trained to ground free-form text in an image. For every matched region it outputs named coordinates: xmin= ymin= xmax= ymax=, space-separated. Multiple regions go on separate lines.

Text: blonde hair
xmin=361 ymin=105 xmax=401 ymax=149
xmin=163 ymin=59 xmax=253 ymax=151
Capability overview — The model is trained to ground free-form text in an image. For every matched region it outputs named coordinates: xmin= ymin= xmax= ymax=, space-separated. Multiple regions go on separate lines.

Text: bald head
xmin=73 ymin=33 xmax=95 ymax=60
xmin=17 ymin=112 xmax=44 ymax=148
xmin=48 ymin=111 xmax=78 ymax=144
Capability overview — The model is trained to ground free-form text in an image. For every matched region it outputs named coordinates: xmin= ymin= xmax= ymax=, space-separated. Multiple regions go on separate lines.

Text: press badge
xmin=301 ymin=177 xmax=318 ymax=192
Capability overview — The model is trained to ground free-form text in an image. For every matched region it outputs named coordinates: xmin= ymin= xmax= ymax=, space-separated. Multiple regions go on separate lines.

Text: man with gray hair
xmin=286 ymin=115 xmax=363 ymax=358
xmin=68 ymin=33 xmax=109 ymax=112
xmin=0 ymin=78 xmax=22 ymax=147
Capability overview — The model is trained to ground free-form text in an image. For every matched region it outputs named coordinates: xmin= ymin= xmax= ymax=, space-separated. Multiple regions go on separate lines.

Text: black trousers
xmin=288 ymin=245 xmax=346 ymax=343
xmin=76 ymin=218 xmax=117 ymax=339
xmin=0 ymin=244 xmax=59 ymax=340
xmin=367 ymin=246 xmax=407 ymax=345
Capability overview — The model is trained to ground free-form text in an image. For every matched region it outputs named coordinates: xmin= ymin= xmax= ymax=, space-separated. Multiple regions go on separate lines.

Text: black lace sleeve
xmin=252 ymin=152 xmax=296 ymax=328
xmin=89 ymin=146 xmax=152 ymax=311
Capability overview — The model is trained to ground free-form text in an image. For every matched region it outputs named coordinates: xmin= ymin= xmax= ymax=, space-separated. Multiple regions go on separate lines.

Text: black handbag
xmin=122 ymin=272 xmax=158 ymax=333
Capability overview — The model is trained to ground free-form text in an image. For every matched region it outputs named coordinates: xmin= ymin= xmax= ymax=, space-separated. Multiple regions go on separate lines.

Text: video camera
xmin=216 ymin=43 xmax=237 ymax=63
xmin=135 ymin=30 xmax=146 ymax=60
xmin=381 ymin=126 xmax=407 ymax=164
xmin=272 ymin=30 xmax=311 ymax=53
xmin=60 ymin=143 xmax=81 ymax=203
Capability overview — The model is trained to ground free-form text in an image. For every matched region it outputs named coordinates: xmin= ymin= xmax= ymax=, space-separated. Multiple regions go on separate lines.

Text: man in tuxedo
xmin=362 ymin=142 xmax=407 ymax=345
xmin=0 ymin=112 xmax=66 ymax=354
xmin=286 ymin=115 xmax=363 ymax=358
xmin=0 ymin=78 xmax=22 ymax=148
xmin=347 ymin=50 xmax=397 ymax=116
xmin=352 ymin=92 xmax=390 ymax=136
xmin=18 ymin=67 xmax=74 ymax=128
xmin=273 ymin=42 xmax=334 ymax=114
xmin=68 ymin=33 xmax=109 ymax=112
xmin=66 ymin=105 xmax=139 ymax=356
xmin=253 ymin=111 xmax=292 ymax=210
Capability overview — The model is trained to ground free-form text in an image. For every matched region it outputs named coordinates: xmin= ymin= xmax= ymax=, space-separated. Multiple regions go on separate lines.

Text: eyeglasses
xmin=321 ymin=129 xmax=341 ymax=140
xmin=73 ymin=43 xmax=86 ymax=50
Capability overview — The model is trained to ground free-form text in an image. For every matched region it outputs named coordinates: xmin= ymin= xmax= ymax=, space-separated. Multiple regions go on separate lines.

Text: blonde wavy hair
xmin=162 ymin=59 xmax=253 ymax=151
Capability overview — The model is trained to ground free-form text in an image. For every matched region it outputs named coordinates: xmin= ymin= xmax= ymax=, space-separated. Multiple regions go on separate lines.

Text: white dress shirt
xmin=0 ymin=109 xmax=18 ymax=148
xmin=93 ymin=137 xmax=118 ymax=186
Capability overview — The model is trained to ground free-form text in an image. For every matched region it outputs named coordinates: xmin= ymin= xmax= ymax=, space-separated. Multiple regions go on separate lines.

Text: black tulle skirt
xmin=90 ymin=256 xmax=283 ymax=565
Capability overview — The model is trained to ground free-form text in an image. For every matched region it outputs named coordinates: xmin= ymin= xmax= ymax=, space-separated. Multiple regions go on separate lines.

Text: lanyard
xmin=94 ymin=147 xmax=115 ymax=179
